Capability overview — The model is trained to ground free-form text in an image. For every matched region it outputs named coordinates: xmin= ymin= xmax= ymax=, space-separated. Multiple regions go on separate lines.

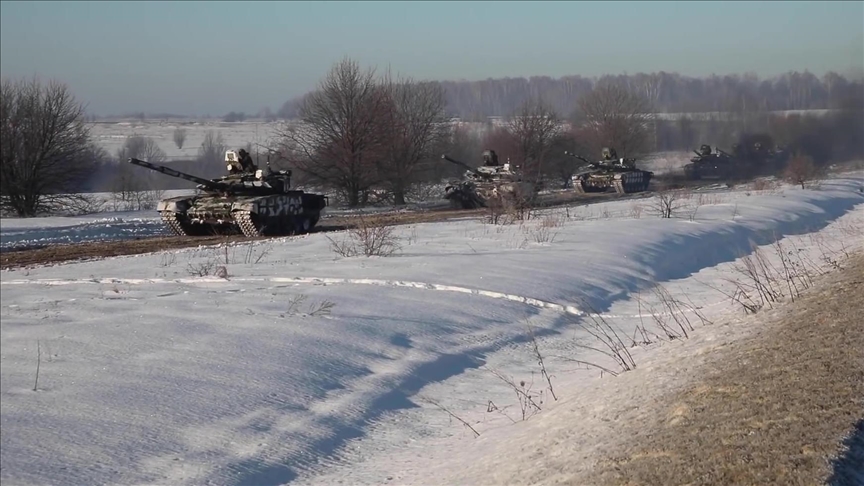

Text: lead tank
xmin=441 ymin=149 xmax=536 ymax=209
xmin=565 ymin=147 xmax=653 ymax=194
xmin=128 ymin=151 xmax=328 ymax=237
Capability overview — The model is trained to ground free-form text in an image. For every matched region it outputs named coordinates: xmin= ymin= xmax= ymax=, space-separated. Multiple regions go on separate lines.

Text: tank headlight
xmin=227 ymin=164 xmax=233 ymax=171
xmin=255 ymin=169 xmax=264 ymax=179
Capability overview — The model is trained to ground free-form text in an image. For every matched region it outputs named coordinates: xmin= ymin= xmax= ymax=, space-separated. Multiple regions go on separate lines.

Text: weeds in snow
xmin=33 ymin=340 xmax=41 ymax=392
xmin=423 ymin=397 xmax=481 ymax=437
xmin=186 ymin=257 xmax=220 ymax=277
xmin=527 ymin=323 xmax=557 ymax=401
xmin=522 ymin=214 xmax=562 ymax=244
xmin=634 ymin=283 xmax=712 ymax=340
xmin=487 ymin=369 xmax=545 ymax=421
xmin=652 ymin=188 xmax=688 ymax=219
xmin=281 ymin=294 xmax=336 ymax=318
xmin=328 ymin=213 xmax=402 ymax=257
xmin=550 ymin=300 xmax=638 ymax=377
xmin=700 ymin=227 xmax=862 ymax=315
xmin=243 ymin=293 xmax=336 ymax=320
xmin=159 ymin=252 xmax=177 ymax=267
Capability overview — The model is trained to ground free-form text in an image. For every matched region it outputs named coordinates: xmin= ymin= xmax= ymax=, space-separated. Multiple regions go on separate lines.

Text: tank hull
xmin=445 ymin=180 xmax=537 ymax=209
xmin=157 ymin=191 xmax=328 ymax=237
xmin=571 ymin=169 xmax=652 ymax=195
xmin=682 ymin=161 xmax=731 ymax=180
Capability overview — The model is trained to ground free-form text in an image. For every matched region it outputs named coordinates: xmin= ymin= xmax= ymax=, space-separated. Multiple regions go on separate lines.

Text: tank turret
xmin=127 ymin=150 xmax=328 ymax=237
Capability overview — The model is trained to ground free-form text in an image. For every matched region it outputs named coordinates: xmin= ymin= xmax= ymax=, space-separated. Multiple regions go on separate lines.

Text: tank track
xmin=234 ymin=211 xmax=263 ymax=237
xmin=612 ymin=172 xmax=651 ymax=194
xmin=161 ymin=211 xmax=191 ymax=236
xmin=572 ymin=181 xmax=586 ymax=195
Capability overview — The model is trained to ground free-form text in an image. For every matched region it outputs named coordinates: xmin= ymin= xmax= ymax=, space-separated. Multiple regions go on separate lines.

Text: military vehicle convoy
xmin=565 ymin=147 xmax=654 ymax=194
xmin=128 ymin=150 xmax=328 ymax=237
xmin=683 ymin=134 xmax=790 ymax=181
xmin=441 ymin=149 xmax=537 ymax=209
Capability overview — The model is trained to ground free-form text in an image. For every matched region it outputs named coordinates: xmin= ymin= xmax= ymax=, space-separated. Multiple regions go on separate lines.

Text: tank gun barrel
xmin=441 ymin=154 xmax=476 ymax=173
xmin=563 ymin=151 xmax=593 ymax=165
xmin=128 ymin=158 xmax=228 ymax=191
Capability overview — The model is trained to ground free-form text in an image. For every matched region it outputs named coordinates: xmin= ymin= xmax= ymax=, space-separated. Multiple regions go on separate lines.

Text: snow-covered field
xmin=89 ymin=120 xmax=698 ymax=172
xmin=1 ymin=174 xmax=862 ymax=485
xmin=91 ymin=121 xmax=280 ymax=159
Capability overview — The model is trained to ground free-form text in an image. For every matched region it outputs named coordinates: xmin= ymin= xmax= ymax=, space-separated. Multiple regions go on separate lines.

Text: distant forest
xmin=277 ymin=70 xmax=864 ymax=121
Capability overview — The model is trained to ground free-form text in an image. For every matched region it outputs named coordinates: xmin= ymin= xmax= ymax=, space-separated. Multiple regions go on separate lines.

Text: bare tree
xmin=274 ymin=57 xmax=390 ymax=207
xmin=377 ymin=74 xmax=450 ymax=205
xmin=116 ymin=135 xmax=167 ymax=163
xmin=547 ymin=129 xmax=589 ymax=187
xmin=505 ymin=97 xmax=564 ymax=182
xmin=0 ymin=77 xmax=98 ymax=216
xmin=437 ymin=124 xmax=483 ymax=180
xmin=577 ymin=83 xmax=655 ymax=158
xmin=173 ymin=127 xmax=187 ymax=149
xmin=784 ymin=153 xmax=821 ymax=189
xmin=198 ymin=130 xmax=228 ymax=166
xmin=111 ymin=136 xmax=166 ymax=209
xmin=633 ymin=73 xmax=663 ymax=150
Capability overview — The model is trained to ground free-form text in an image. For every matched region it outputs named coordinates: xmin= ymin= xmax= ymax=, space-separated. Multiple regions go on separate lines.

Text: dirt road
xmin=1 ymin=189 xmax=656 ymax=270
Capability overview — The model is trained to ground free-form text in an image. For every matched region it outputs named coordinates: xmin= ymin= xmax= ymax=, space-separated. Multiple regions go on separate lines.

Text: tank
xmin=565 ymin=147 xmax=653 ymax=195
xmin=682 ymin=144 xmax=736 ymax=180
xmin=127 ymin=150 xmax=329 ymax=237
xmin=441 ymin=149 xmax=537 ymax=209
xmin=731 ymin=133 xmax=789 ymax=177
xmin=682 ymin=136 xmax=790 ymax=183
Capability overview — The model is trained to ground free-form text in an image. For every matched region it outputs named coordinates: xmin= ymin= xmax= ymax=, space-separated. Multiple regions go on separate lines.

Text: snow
xmin=1 ymin=174 xmax=862 ymax=486
xmin=90 ymin=121 xmax=280 ymax=159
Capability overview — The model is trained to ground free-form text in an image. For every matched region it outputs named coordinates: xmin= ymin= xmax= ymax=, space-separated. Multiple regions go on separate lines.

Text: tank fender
xmin=301 ymin=193 xmax=328 ymax=211
xmin=231 ymin=192 xmax=306 ymax=216
xmin=157 ymin=196 xmax=195 ymax=213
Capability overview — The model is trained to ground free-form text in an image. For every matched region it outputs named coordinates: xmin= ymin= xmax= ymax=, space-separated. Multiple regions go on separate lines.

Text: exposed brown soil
xmin=581 ymin=252 xmax=864 ymax=486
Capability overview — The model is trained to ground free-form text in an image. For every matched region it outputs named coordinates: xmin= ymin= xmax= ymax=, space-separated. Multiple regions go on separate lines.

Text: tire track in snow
xmin=1 ymin=275 xmax=725 ymax=319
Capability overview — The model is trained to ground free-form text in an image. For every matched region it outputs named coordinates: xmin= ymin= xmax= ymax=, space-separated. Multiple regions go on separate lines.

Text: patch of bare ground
xmin=581 ymin=252 xmax=864 ymax=486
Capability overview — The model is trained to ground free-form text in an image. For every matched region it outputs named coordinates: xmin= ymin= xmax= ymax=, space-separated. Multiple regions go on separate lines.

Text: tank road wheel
xmin=572 ymin=179 xmax=586 ymax=195
xmin=161 ymin=212 xmax=187 ymax=236
xmin=160 ymin=211 xmax=212 ymax=236
xmin=235 ymin=211 xmax=266 ymax=237
xmin=295 ymin=217 xmax=312 ymax=235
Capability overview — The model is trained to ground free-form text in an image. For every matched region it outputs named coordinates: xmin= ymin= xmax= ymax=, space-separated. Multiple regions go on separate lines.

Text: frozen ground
xmin=1 ymin=175 xmax=862 ymax=486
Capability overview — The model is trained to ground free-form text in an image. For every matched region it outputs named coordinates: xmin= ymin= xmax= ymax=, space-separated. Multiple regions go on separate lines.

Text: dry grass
xmin=581 ymin=252 xmax=864 ymax=486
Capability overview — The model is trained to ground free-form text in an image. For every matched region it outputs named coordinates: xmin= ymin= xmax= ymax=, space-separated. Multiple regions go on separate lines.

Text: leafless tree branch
xmin=0 ymin=76 xmax=100 ymax=216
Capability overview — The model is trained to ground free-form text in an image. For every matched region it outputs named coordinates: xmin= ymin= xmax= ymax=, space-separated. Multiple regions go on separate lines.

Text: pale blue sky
xmin=1 ymin=1 xmax=862 ymax=116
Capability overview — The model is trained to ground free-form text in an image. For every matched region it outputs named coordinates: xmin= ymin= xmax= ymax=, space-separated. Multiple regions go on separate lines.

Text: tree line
xmin=278 ymin=70 xmax=863 ymax=121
